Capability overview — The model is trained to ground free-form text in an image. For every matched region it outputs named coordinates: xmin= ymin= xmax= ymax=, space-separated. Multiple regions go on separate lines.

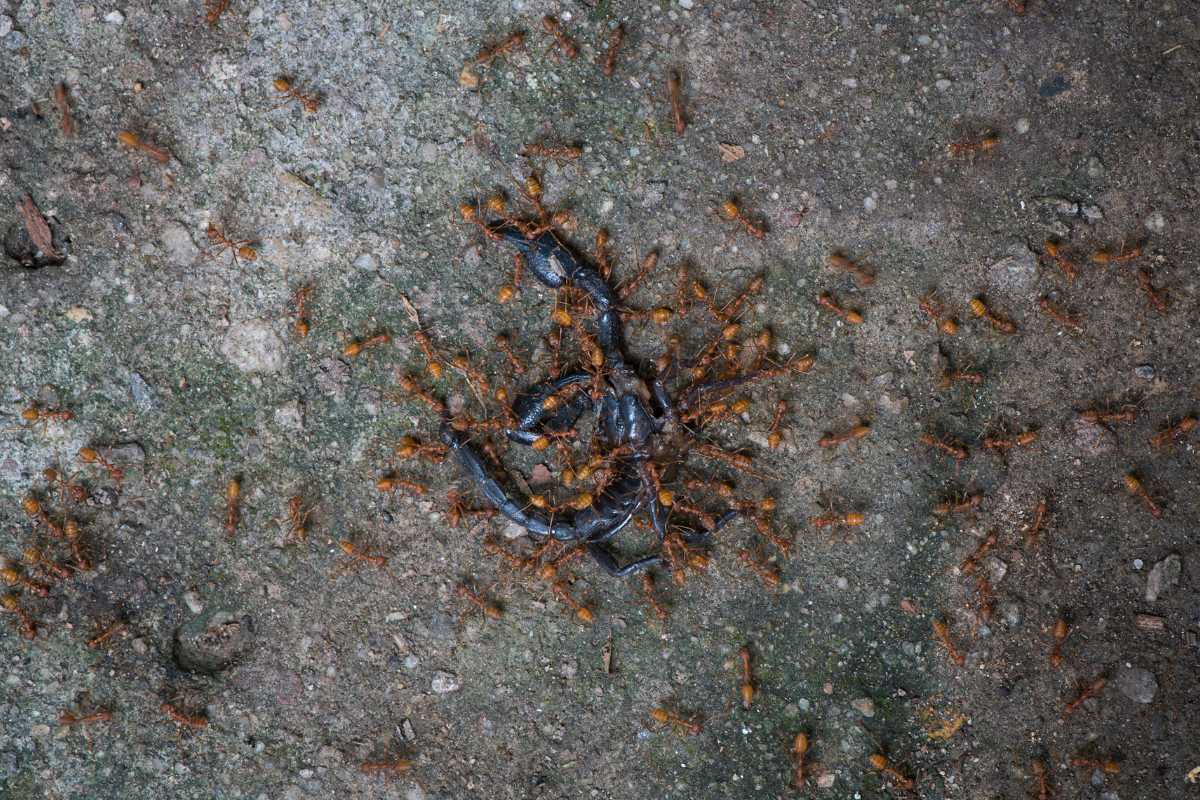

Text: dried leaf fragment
xmin=17 ymin=194 xmax=59 ymax=259
xmin=718 ymin=142 xmax=746 ymax=162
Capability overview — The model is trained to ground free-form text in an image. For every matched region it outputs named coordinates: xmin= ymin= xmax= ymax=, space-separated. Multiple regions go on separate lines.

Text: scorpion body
xmin=440 ymin=223 xmax=732 ymax=576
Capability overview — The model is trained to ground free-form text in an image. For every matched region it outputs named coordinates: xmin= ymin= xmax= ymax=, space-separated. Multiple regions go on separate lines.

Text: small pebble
xmin=851 ymin=697 xmax=875 ymax=717
xmin=353 ymin=253 xmax=379 ymax=271
xmin=935 ymin=78 xmax=952 ymax=91
xmin=431 ymin=670 xmax=461 ymax=693
xmin=1144 ymin=211 xmax=1165 ymax=234
xmin=1145 ymin=554 xmax=1181 ymax=602
xmin=817 ymin=774 xmax=836 ymax=788
xmin=1114 ymin=666 xmax=1158 ymax=704
xmin=1015 ymin=118 xmax=1031 ymax=134
xmin=679 ymin=0 xmax=694 ymax=8
xmin=0 ymin=15 xmax=12 ymax=38
xmin=1134 ymin=364 xmax=1155 ymax=380
xmin=183 ymin=591 xmax=203 ymax=614
xmin=863 ymin=196 xmax=877 ymax=212
xmin=104 ymin=10 xmax=125 ymax=24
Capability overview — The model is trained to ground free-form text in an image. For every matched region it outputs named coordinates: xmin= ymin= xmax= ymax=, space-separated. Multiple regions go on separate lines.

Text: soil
xmin=1 ymin=1 xmax=1197 ymax=799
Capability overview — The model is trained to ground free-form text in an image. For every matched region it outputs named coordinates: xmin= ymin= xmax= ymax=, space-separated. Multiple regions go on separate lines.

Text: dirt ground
xmin=1 ymin=1 xmax=1198 ymax=798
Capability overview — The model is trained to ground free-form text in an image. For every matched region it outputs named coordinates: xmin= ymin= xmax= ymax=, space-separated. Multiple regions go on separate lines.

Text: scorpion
xmin=439 ymin=218 xmax=793 ymax=578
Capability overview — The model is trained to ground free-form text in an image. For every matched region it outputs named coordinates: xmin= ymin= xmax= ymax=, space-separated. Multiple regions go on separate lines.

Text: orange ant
xmin=650 ymin=707 xmax=702 ymax=736
xmin=1090 ymin=243 xmax=1142 ymax=264
xmin=21 ymin=496 xmax=65 ymax=539
xmin=1079 ymin=406 xmax=1137 ymax=426
xmin=932 ymin=492 xmax=983 ymax=517
xmin=969 ymin=296 xmax=1016 ymax=333
xmin=161 ymin=701 xmax=208 ymax=729
xmin=817 ymin=292 xmax=863 ymax=324
xmin=767 ymin=399 xmax=787 ymax=449
xmin=721 ymin=198 xmax=767 ymax=239
xmin=791 ymin=733 xmax=811 ymax=789
xmin=868 ymin=753 xmax=916 ymax=791
xmin=541 ymin=16 xmax=578 ymax=59
xmin=1024 ymin=496 xmax=1048 ymax=550
xmin=471 ymin=31 xmax=525 ymax=67
xmin=272 ymin=76 xmax=321 ymax=113
xmin=64 ymin=519 xmax=93 ymax=571
xmin=817 ymin=421 xmax=870 ymax=449
xmin=973 ymin=574 xmax=996 ymax=627
xmin=376 ymin=474 xmax=427 ymax=496
xmin=809 ymin=509 xmax=865 ymax=533
xmin=737 ymin=549 xmax=781 ymax=589
xmin=360 ymin=757 xmax=413 ymax=776
xmin=959 ymin=532 xmax=997 ymax=576
xmin=223 ymin=478 xmax=241 ymax=537
xmin=455 ymin=583 xmax=503 ymax=621
xmin=445 ymin=490 xmax=495 ymax=528
xmin=493 ymin=333 xmax=525 ymax=375
xmin=947 ymin=132 xmax=999 ymax=157
xmin=1004 ymin=0 xmax=1028 ymax=13
xmin=1 ymin=593 xmax=38 ymax=639
xmin=117 ymin=130 xmax=171 ymax=163
xmin=336 ymin=540 xmax=389 ymax=573
xmin=1123 ymin=472 xmax=1162 ymax=518
xmin=291 ymin=284 xmax=313 ymax=337
xmin=20 ymin=404 xmax=74 ymax=430
xmin=981 ymin=428 xmax=1038 ymax=453
xmin=602 ymin=24 xmax=624 ymax=76
xmin=918 ymin=294 xmax=959 ymax=335
xmin=1038 ymin=297 xmax=1083 ymax=332
xmin=204 ymin=0 xmax=229 ymax=25
xmin=78 ymin=446 xmax=125 ymax=485
xmin=1042 ymin=239 xmax=1079 ymax=281
xmin=519 ymin=142 xmax=583 ymax=163
xmin=828 ymin=252 xmax=875 ymax=287
xmin=931 ymin=618 xmax=965 ymax=666
xmin=1063 ymin=675 xmax=1106 ymax=716
xmin=397 ymin=373 xmax=446 ymax=415
xmin=1141 ymin=268 xmax=1170 ymax=308
xmin=1030 ymin=759 xmax=1051 ymax=800
xmin=0 ymin=565 xmax=49 ymax=597
xmin=667 ymin=70 xmax=687 ymax=136
xmin=738 ymin=646 xmax=755 ymax=709
xmin=203 ymin=224 xmax=257 ymax=264
xmin=1150 ymin=415 xmax=1196 ymax=449
xmin=1049 ymin=618 xmax=1069 ymax=668
xmin=43 ymin=467 xmax=89 ymax=505
xmin=617 ymin=250 xmax=660 ymax=301
xmin=87 ymin=620 xmax=129 ymax=650
xmin=53 ymin=82 xmax=76 ymax=137
xmin=22 ymin=547 xmax=71 ymax=581
xmin=939 ymin=367 xmax=984 ymax=390
xmin=59 ymin=706 xmax=113 ymax=728
xmin=640 ymin=572 xmax=668 ymax=621
xmin=395 ymin=436 xmax=447 ymax=464
xmin=283 ymin=495 xmax=312 ymax=542
xmin=1070 ymin=755 xmax=1120 ymax=775
xmin=343 ymin=331 xmax=391 ymax=358
xmin=551 ymin=580 xmax=594 ymax=624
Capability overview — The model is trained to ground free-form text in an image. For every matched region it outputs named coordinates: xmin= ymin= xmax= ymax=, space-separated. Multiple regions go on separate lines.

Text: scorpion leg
xmin=441 ymin=423 xmax=579 ymax=541
xmin=586 ymin=543 xmax=661 ymax=577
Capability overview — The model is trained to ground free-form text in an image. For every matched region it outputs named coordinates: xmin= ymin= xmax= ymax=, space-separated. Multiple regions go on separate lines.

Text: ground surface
xmin=1 ymin=1 xmax=1198 ymax=799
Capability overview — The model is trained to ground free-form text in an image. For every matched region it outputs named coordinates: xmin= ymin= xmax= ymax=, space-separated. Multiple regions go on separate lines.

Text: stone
xmin=1114 ymin=666 xmax=1157 ymax=704
xmin=128 ymin=372 xmax=155 ymax=409
xmin=1069 ymin=416 xmax=1116 ymax=456
xmin=1134 ymin=364 xmax=1155 ymax=380
xmin=64 ymin=306 xmax=93 ymax=323
xmin=160 ymin=224 xmax=199 ymax=267
xmin=1145 ymin=554 xmax=1181 ymax=602
xmin=353 ymin=253 xmax=378 ymax=270
xmin=987 ymin=243 xmax=1038 ymax=292
xmin=274 ymin=400 xmax=305 ymax=430
xmin=850 ymin=697 xmax=875 ymax=717
xmin=0 ymin=15 xmax=12 ymax=38
xmin=104 ymin=9 xmax=125 ymax=24
xmin=220 ymin=322 xmax=285 ymax=373
xmin=431 ymin=671 xmax=461 ymax=693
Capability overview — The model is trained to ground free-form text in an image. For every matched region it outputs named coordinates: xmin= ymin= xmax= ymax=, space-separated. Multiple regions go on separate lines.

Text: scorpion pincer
xmin=440 ymin=222 xmax=731 ymax=577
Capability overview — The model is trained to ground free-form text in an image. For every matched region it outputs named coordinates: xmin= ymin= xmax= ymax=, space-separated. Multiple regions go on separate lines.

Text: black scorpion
xmin=439 ymin=222 xmax=735 ymax=577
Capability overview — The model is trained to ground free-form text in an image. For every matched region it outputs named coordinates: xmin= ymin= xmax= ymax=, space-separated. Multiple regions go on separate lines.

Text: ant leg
xmin=587 ymin=542 xmax=660 ymax=577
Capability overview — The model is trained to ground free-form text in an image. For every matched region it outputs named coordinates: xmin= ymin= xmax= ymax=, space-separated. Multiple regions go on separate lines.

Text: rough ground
xmin=1 ymin=1 xmax=1198 ymax=798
